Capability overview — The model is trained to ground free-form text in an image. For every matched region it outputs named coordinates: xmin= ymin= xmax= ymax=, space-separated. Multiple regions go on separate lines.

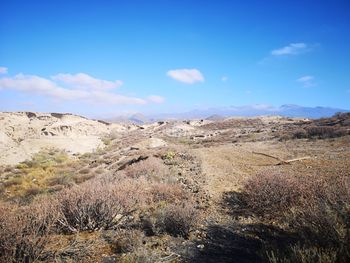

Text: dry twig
xmin=252 ymin=151 xmax=311 ymax=165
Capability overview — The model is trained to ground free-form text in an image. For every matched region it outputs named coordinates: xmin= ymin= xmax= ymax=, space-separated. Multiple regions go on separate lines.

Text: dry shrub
xmin=55 ymin=177 xmax=147 ymax=233
xmin=51 ymin=112 xmax=65 ymax=119
xmin=267 ymin=245 xmax=338 ymax=263
xmin=280 ymin=113 xmax=350 ymax=141
xmin=155 ymin=203 xmax=199 ymax=238
xmin=150 ymin=182 xmax=187 ymax=203
xmin=287 ymin=174 xmax=350 ymax=254
xmin=23 ymin=150 xmax=69 ymax=169
xmin=89 ymin=160 xmax=100 ymax=168
xmin=292 ymin=129 xmax=308 ymax=139
xmin=117 ymin=247 xmax=160 ymax=263
xmin=0 ymin=203 xmax=16 ymax=262
xmin=305 ymin=126 xmax=347 ymax=139
xmin=243 ymin=172 xmax=350 ymax=261
xmin=3 ymin=177 xmax=23 ymax=187
xmin=47 ymin=184 xmax=64 ymax=193
xmin=45 ymin=172 xmax=75 ymax=187
xmin=242 ymin=172 xmax=308 ymax=215
xmin=124 ymin=157 xmax=169 ymax=181
xmin=25 ymin=112 xmax=37 ymax=118
xmin=78 ymin=167 xmax=91 ymax=174
xmin=94 ymin=167 xmax=105 ymax=174
xmin=41 ymin=233 xmax=105 ymax=263
xmin=109 ymin=229 xmax=145 ymax=254
xmin=73 ymin=173 xmax=95 ymax=184
xmin=289 ymin=125 xmax=349 ymax=140
xmin=0 ymin=176 xmax=153 ymax=262
xmin=22 ymin=185 xmax=44 ymax=201
xmin=0 ymin=199 xmax=59 ymax=263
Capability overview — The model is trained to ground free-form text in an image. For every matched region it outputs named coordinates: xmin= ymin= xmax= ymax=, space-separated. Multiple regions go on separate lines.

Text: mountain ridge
xmin=105 ymin=104 xmax=349 ymax=124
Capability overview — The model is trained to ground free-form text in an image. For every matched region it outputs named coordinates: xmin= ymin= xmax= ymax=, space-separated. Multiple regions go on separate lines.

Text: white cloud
xmin=167 ymin=68 xmax=204 ymax=84
xmin=0 ymin=73 xmax=146 ymax=105
xmin=147 ymin=95 xmax=165 ymax=104
xmin=297 ymin=75 xmax=316 ymax=88
xmin=271 ymin=43 xmax=308 ymax=56
xmin=297 ymin=75 xmax=314 ymax=82
xmin=52 ymin=73 xmax=123 ymax=90
xmin=221 ymin=76 xmax=228 ymax=82
xmin=0 ymin=67 xmax=8 ymax=74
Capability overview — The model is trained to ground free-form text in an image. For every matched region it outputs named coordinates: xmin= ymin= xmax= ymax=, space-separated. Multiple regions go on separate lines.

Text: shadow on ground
xmin=181 ymin=191 xmax=301 ymax=263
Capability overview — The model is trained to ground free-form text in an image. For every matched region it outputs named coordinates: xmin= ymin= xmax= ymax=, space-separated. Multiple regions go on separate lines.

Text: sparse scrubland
xmin=0 ymin=112 xmax=349 ymax=262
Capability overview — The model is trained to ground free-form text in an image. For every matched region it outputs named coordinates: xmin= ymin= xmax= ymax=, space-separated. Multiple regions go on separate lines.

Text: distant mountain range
xmin=107 ymin=104 xmax=349 ymax=124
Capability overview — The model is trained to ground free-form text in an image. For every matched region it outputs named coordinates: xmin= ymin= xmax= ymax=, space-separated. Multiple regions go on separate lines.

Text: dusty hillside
xmin=0 ymin=112 xmax=136 ymax=165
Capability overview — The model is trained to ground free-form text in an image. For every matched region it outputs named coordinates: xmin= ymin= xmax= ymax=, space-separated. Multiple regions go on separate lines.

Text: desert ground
xmin=0 ymin=112 xmax=349 ymax=263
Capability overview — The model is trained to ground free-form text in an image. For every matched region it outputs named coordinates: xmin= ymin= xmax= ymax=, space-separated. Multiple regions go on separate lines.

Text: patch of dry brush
xmin=241 ymin=171 xmax=350 ymax=262
xmin=0 ymin=151 xmax=202 ymax=262
xmin=0 ymin=199 xmax=58 ymax=263
xmin=55 ymin=177 xmax=148 ymax=233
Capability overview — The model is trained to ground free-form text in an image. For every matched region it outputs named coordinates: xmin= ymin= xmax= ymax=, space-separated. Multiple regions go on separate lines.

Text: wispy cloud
xmin=167 ymin=68 xmax=204 ymax=84
xmin=221 ymin=76 xmax=228 ymax=82
xmin=0 ymin=67 xmax=8 ymax=74
xmin=297 ymin=75 xmax=316 ymax=88
xmin=271 ymin=43 xmax=308 ymax=56
xmin=0 ymin=71 xmax=163 ymax=105
xmin=52 ymin=73 xmax=123 ymax=90
xmin=147 ymin=95 xmax=165 ymax=104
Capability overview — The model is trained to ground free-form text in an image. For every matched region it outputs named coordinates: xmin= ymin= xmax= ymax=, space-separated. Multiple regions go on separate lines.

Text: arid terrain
xmin=0 ymin=112 xmax=349 ymax=263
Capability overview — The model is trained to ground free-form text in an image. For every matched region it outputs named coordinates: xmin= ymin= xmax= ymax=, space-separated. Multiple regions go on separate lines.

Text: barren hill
xmin=0 ymin=112 xmax=135 ymax=164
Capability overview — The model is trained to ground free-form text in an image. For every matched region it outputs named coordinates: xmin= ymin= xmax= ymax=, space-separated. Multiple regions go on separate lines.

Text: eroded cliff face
xmin=0 ymin=112 xmax=134 ymax=164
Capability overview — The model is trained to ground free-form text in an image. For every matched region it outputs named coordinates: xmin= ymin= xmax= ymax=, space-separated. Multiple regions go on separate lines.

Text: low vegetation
xmin=292 ymin=126 xmax=349 ymax=139
xmin=279 ymin=112 xmax=350 ymax=140
xmin=155 ymin=203 xmax=199 ymax=238
xmin=0 ymin=150 xmax=100 ymax=203
xmin=240 ymin=171 xmax=350 ymax=262
xmin=0 ymin=113 xmax=349 ymax=262
xmin=0 ymin=147 xmax=201 ymax=262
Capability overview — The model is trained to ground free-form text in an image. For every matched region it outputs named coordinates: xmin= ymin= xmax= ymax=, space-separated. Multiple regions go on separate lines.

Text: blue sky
xmin=0 ymin=0 xmax=349 ymax=117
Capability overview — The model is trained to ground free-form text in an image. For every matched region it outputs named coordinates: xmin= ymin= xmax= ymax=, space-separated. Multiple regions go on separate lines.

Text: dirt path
xmin=194 ymin=137 xmax=350 ymax=207
xmin=193 ymin=141 xmax=300 ymax=203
